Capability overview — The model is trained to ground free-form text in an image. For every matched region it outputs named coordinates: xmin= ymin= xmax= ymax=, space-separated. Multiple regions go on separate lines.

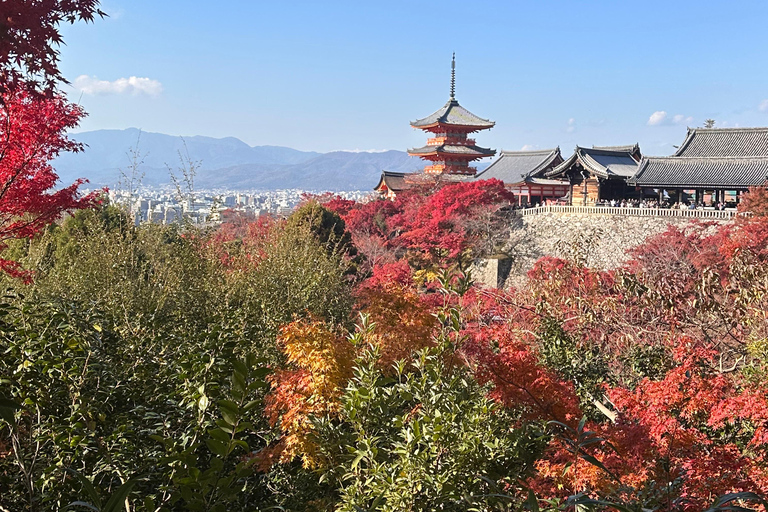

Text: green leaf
xmin=64 ymin=501 xmax=101 ymax=512
xmin=205 ymin=438 xmax=228 ymax=458
xmin=351 ymin=451 xmax=365 ymax=469
xmin=208 ymin=428 xmax=230 ymax=443
xmin=65 ymin=468 xmax=102 ymax=509
xmin=0 ymin=397 xmax=20 ymax=424
xmin=526 ymin=489 xmax=540 ymax=512
xmin=101 ymin=477 xmax=140 ymax=512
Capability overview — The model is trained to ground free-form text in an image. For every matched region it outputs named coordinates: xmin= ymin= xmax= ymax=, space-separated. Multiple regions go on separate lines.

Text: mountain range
xmin=53 ymin=128 xmax=432 ymax=191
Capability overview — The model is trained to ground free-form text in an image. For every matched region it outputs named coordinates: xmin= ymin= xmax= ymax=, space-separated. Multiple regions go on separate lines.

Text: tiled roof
xmin=593 ymin=144 xmax=640 ymax=153
xmin=374 ymin=170 xmax=472 ymax=193
xmin=593 ymin=143 xmax=641 ymax=160
xmin=474 ymin=148 xmax=563 ymax=184
xmin=547 ymin=146 xmax=640 ymax=179
xmin=411 ymin=99 xmax=495 ymax=130
xmin=408 ymin=144 xmax=495 ymax=158
xmin=374 ymin=171 xmax=414 ymax=192
xmin=630 ymin=157 xmax=768 ymax=188
xmin=674 ymin=127 xmax=768 ymax=157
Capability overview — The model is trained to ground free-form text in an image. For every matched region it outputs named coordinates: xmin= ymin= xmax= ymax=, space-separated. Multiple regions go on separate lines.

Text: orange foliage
xmin=463 ymin=322 xmax=581 ymax=424
xmin=356 ymin=263 xmax=437 ymax=369
xmin=260 ymin=319 xmax=353 ymax=469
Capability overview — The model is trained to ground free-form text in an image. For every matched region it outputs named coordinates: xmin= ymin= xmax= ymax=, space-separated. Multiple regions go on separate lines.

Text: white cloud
xmin=673 ymin=114 xmax=693 ymax=124
xmin=74 ymin=75 xmax=163 ymax=96
xmin=521 ymin=144 xmax=537 ymax=151
xmin=647 ymin=111 xmax=668 ymax=126
xmin=759 ymin=99 xmax=768 ymax=112
xmin=648 ymin=111 xmax=693 ymax=126
xmin=566 ymin=118 xmax=576 ymax=133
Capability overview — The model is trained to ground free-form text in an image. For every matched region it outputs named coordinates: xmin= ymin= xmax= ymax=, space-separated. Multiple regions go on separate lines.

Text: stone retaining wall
xmin=473 ymin=211 xmax=731 ymax=289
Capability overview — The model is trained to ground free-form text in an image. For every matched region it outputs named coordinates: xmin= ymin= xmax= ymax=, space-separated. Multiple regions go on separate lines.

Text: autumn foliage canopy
xmin=256 ymin=185 xmax=768 ymax=511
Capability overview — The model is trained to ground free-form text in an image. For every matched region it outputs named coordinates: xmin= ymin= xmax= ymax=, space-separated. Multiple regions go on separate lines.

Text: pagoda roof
xmin=411 ymin=99 xmax=495 ymax=131
xmin=629 ymin=156 xmax=768 ymax=188
xmin=547 ymin=146 xmax=640 ymax=180
xmin=474 ymin=148 xmax=564 ymax=184
xmin=674 ymin=127 xmax=768 ymax=157
xmin=408 ymin=144 xmax=495 ymax=158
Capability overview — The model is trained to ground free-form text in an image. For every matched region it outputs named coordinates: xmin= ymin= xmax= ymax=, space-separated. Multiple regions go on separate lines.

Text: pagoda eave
xmin=407 ymin=145 xmax=495 ymax=158
xmin=410 ymin=122 xmax=495 ymax=133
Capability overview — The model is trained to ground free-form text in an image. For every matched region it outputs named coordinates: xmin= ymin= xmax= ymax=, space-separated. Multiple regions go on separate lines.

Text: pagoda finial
xmin=450 ymin=52 xmax=456 ymax=100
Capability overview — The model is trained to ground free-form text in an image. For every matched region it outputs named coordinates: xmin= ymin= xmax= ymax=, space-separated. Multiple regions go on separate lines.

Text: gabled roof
xmin=474 ymin=148 xmax=564 ymax=184
xmin=630 ymin=156 xmax=768 ymax=188
xmin=374 ymin=170 xmax=471 ymax=193
xmin=547 ymin=146 xmax=640 ymax=179
xmin=408 ymin=144 xmax=495 ymax=158
xmin=674 ymin=127 xmax=768 ymax=157
xmin=374 ymin=171 xmax=414 ymax=193
xmin=411 ymin=99 xmax=495 ymax=131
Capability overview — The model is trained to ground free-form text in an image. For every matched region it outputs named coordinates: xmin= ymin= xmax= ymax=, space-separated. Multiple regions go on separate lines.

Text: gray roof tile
xmin=630 ymin=157 xmax=768 ymax=188
xmin=474 ymin=148 xmax=563 ymax=184
xmin=374 ymin=171 xmax=414 ymax=192
xmin=411 ymin=99 xmax=495 ymax=130
xmin=593 ymin=144 xmax=640 ymax=154
xmin=408 ymin=144 xmax=495 ymax=157
xmin=674 ymin=127 xmax=768 ymax=157
xmin=548 ymin=146 xmax=640 ymax=179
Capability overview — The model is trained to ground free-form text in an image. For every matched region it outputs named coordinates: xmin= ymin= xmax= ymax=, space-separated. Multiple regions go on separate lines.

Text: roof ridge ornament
xmin=450 ymin=52 xmax=456 ymax=100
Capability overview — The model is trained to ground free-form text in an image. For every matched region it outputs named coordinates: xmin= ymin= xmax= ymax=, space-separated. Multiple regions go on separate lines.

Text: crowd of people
xmin=599 ymin=198 xmax=734 ymax=210
xmin=517 ymin=198 xmax=737 ymax=210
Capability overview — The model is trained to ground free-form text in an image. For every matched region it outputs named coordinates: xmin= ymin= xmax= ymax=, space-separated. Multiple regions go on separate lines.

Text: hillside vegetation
xmin=2 ymin=182 xmax=768 ymax=511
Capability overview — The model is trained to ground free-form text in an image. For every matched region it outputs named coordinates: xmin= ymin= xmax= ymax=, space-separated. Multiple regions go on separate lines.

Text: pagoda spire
xmin=408 ymin=55 xmax=495 ymax=176
xmin=450 ymin=52 xmax=456 ymax=100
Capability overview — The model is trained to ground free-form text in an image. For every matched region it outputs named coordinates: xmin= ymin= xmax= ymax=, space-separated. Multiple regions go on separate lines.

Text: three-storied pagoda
xmin=408 ymin=54 xmax=495 ymax=176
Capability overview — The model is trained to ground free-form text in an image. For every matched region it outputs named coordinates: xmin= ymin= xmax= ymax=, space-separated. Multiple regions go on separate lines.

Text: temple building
xmin=376 ymin=54 xmax=495 ymax=199
xmin=407 ymin=54 xmax=495 ymax=176
xmin=373 ymin=171 xmax=411 ymax=201
xmin=630 ymin=127 xmax=768 ymax=206
xmin=545 ymin=145 xmax=642 ymax=206
xmin=474 ymin=148 xmax=568 ymax=206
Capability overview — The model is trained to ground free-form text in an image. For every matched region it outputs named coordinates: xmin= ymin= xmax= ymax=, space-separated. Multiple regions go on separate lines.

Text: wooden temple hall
xmin=376 ymin=57 xmax=768 ymax=205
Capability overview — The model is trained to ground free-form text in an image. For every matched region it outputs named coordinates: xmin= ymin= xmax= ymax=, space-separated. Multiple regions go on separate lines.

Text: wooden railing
xmin=519 ymin=205 xmax=739 ymax=220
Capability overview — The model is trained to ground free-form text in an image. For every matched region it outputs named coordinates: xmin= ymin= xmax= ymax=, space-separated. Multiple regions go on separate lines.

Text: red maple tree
xmin=0 ymin=88 xmax=98 ymax=279
xmin=0 ymin=0 xmax=105 ymax=92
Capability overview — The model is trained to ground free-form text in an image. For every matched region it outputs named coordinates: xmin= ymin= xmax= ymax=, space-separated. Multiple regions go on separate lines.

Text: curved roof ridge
xmin=592 ymin=143 xmax=640 ymax=153
xmin=546 ymin=145 xmax=639 ymax=179
xmin=499 ymin=147 xmax=558 ymax=156
xmin=691 ymin=126 xmax=768 ymax=132
xmin=580 ymin=145 xmax=636 ymax=155
xmin=646 ymin=155 xmax=768 ymax=160
xmin=673 ymin=129 xmax=697 ymax=156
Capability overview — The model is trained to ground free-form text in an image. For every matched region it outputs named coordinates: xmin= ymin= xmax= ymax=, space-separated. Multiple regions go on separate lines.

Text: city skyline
xmin=58 ymin=0 xmax=768 ymax=157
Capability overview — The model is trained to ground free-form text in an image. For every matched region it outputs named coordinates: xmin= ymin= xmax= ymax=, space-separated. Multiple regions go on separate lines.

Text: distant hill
xmin=53 ymin=128 xmax=426 ymax=191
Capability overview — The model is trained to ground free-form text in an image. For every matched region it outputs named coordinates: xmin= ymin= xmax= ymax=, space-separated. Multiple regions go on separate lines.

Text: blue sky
xmin=59 ymin=0 xmax=768 ymax=156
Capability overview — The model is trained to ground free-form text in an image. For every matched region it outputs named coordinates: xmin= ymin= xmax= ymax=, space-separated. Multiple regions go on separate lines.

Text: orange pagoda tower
xmin=408 ymin=54 xmax=495 ymax=176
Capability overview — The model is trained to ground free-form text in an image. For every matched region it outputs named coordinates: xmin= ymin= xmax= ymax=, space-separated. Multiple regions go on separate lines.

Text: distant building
xmin=546 ymin=145 xmax=642 ymax=206
xmin=474 ymin=148 xmax=568 ymax=206
xmin=374 ymin=171 xmax=411 ymax=200
xmin=630 ymin=127 xmax=768 ymax=206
